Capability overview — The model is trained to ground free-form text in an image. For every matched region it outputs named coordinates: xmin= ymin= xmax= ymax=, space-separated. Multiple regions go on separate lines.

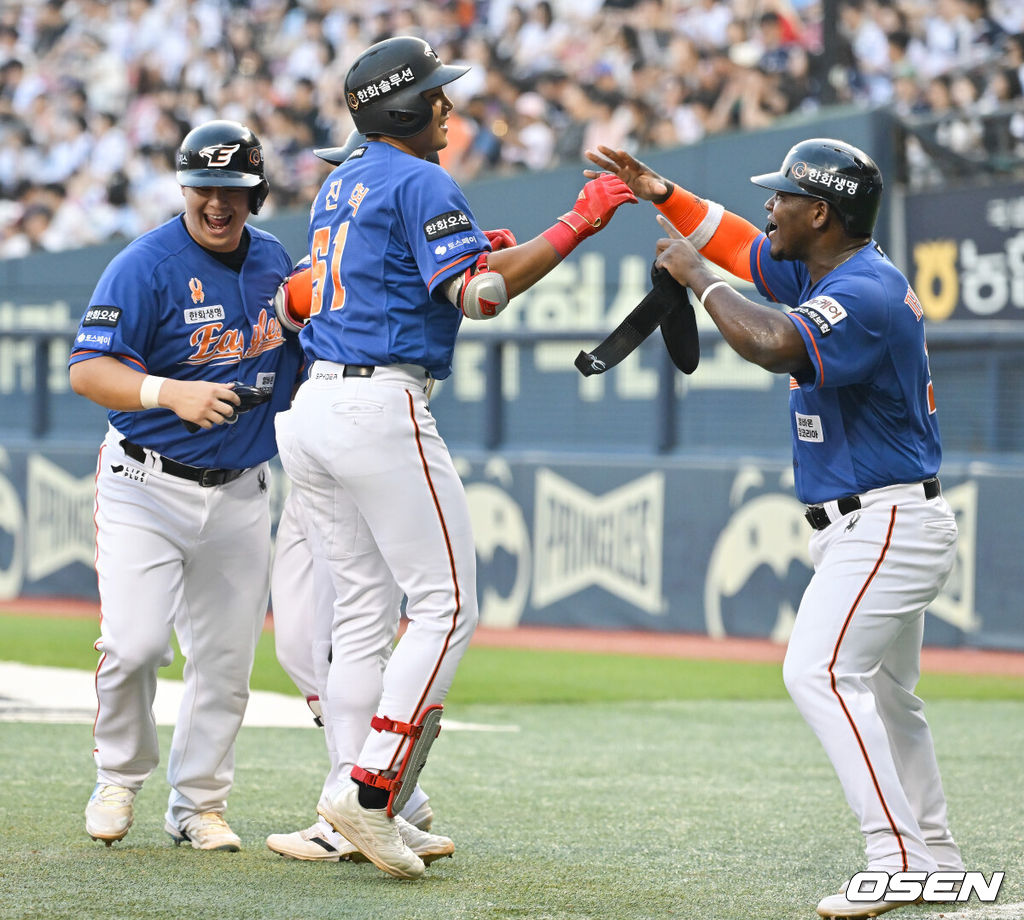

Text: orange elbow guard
xmin=655 ymin=186 xmax=758 ymax=282
xmin=273 ymin=264 xmax=312 ymax=333
xmin=286 ymin=266 xmax=312 ymax=321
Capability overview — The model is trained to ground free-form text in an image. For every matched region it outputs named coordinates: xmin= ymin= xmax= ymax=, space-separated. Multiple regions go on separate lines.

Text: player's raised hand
xmin=161 ymin=379 xmax=242 ymax=430
xmin=584 ymin=146 xmax=670 ymax=202
xmin=556 ymin=173 xmax=637 ymax=243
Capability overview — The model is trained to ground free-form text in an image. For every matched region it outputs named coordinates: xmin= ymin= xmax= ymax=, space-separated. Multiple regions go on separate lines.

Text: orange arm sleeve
xmin=655 ymin=186 xmax=759 ymax=282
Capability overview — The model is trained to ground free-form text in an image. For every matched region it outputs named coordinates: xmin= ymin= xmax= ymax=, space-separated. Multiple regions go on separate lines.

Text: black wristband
xmin=651 ymin=181 xmax=675 ymax=205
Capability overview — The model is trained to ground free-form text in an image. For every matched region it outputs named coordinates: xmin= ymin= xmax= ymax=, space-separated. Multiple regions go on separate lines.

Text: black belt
xmin=804 ymin=478 xmax=941 ymax=531
xmin=119 ymin=439 xmax=246 ymax=488
xmin=342 ymin=365 xmax=375 ymax=377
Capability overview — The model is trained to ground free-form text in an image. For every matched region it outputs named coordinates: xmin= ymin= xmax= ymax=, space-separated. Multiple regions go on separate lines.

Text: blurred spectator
xmin=0 ymin=0 xmax=1019 ymax=254
xmin=502 ymin=91 xmax=556 ymax=171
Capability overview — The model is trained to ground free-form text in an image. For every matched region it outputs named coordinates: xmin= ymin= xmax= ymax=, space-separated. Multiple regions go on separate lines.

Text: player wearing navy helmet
xmin=586 ymin=140 xmax=961 ymax=919
xmin=272 ymin=36 xmax=635 ymax=878
xmin=70 ymin=119 xmax=303 ymax=852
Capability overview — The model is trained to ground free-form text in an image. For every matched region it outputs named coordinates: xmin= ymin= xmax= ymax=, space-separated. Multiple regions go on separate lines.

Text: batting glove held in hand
xmin=543 ymin=174 xmax=637 ymax=258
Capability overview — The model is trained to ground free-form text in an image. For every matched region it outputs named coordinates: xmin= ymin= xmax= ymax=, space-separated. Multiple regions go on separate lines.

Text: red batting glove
xmin=542 ymin=174 xmax=637 ymax=258
xmin=483 ymin=228 xmax=517 ymax=251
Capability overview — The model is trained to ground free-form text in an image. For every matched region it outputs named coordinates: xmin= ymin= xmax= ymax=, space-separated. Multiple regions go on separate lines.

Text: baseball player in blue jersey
xmin=268 ymin=133 xmax=454 ymax=865
xmin=587 ymin=139 xmax=961 ymax=919
xmin=69 ymin=120 xmax=303 ymax=852
xmin=273 ymin=36 xmax=635 ymax=879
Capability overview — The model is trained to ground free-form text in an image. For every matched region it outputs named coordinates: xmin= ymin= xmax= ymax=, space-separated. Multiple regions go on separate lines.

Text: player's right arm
xmin=69 ymin=356 xmax=240 ymax=430
xmin=442 ymin=174 xmax=637 ymax=319
xmin=584 ymin=145 xmax=759 ymax=283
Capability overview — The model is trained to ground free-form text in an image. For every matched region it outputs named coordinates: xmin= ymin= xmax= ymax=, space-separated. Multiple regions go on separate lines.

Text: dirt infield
xmin=5 ymin=597 xmax=1024 ymax=677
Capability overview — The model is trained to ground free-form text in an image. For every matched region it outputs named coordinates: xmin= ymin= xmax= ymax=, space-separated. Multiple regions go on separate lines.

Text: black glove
xmin=183 ymin=382 xmax=272 ymax=433
xmin=652 ymin=263 xmax=700 ymax=375
xmin=575 ymin=260 xmax=699 ymax=377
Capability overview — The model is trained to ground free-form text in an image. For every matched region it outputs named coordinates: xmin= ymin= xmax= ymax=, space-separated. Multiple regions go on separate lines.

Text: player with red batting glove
xmin=271 ymin=37 xmax=634 ymax=880
xmin=587 ymin=139 xmax=961 ymax=919
xmin=267 ymin=135 xmax=521 ymax=864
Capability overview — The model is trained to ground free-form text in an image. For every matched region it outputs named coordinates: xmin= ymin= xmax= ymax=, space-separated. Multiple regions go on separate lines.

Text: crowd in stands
xmin=1 ymin=0 xmax=1022 ymax=257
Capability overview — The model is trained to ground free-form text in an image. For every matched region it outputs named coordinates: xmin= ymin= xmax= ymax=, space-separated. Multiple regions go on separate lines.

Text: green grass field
xmin=2 ymin=613 xmax=1023 ymax=920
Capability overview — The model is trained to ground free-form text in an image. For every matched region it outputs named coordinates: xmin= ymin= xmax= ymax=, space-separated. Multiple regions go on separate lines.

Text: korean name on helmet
xmin=344 ymin=36 xmax=469 ymax=138
xmin=176 ymin=119 xmax=270 ymax=215
xmin=750 ymin=138 xmax=883 ymax=237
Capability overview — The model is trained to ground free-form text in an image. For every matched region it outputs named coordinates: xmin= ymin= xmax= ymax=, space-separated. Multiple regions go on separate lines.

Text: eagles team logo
xmin=189 ymin=278 xmax=205 ymax=304
xmin=198 ymin=143 xmax=239 ymax=168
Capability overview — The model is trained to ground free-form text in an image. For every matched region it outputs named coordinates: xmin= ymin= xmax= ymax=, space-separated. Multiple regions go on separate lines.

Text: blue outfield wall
xmin=0 ymin=441 xmax=1016 ymax=652
xmin=2 ymin=109 xmax=1023 ymax=650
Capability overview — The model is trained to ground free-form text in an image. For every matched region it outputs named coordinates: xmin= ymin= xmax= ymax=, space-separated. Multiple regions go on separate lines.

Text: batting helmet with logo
xmin=176 ymin=120 xmax=270 ymax=215
xmin=750 ymin=138 xmax=883 ymax=236
xmin=344 ymin=36 xmax=469 ymax=139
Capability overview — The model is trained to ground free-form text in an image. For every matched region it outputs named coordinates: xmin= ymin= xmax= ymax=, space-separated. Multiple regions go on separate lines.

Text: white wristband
xmin=698 ymin=280 xmax=729 ymax=309
xmin=139 ymin=375 xmax=166 ymax=410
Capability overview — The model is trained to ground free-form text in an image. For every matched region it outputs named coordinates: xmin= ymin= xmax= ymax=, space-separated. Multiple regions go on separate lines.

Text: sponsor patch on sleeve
xmin=803 ymin=295 xmax=848 ymax=324
xmin=431 ymin=234 xmax=482 ymax=262
xmin=424 ymin=210 xmax=473 ymax=242
xmin=75 ymin=330 xmax=113 ymax=349
xmin=82 ymin=306 xmax=123 ymax=327
xmin=790 ymin=305 xmax=833 ymax=336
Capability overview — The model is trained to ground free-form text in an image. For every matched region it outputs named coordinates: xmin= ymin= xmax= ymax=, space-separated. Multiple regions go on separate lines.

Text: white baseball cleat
xmin=816 ymin=890 xmax=918 ymax=918
xmin=165 ymin=812 xmax=241 ymax=851
xmin=394 ymin=816 xmax=454 ymax=864
xmin=317 ymin=782 xmax=425 ymax=879
xmin=267 ymin=818 xmax=355 ymax=861
xmin=85 ymin=783 xmax=136 ymax=845
xmin=403 ymin=800 xmax=434 ymax=832
xmin=266 ymin=814 xmax=454 ymax=865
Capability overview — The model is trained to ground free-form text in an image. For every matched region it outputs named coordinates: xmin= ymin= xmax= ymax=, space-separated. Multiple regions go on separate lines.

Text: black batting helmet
xmin=344 ymin=36 xmax=469 ymax=138
xmin=176 ymin=119 xmax=270 ymax=215
xmin=750 ymin=138 xmax=883 ymax=236
xmin=314 ymin=130 xmax=369 ymax=166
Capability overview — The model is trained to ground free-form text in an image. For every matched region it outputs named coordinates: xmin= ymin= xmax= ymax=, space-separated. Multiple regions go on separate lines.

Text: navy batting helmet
xmin=344 ymin=36 xmax=469 ymax=138
xmin=750 ymin=138 xmax=883 ymax=236
xmin=176 ymin=120 xmax=270 ymax=215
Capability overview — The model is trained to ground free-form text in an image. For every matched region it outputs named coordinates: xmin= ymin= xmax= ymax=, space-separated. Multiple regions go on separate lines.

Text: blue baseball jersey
xmin=299 ymin=141 xmax=490 ymax=379
xmin=748 ymin=235 xmax=941 ymax=505
xmin=68 ymin=216 xmax=303 ymax=469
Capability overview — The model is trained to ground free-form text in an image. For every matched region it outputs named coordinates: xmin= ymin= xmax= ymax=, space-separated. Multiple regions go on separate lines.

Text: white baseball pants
xmin=271 ymin=489 xmax=430 ymax=816
xmin=92 ymin=428 xmax=271 ymax=828
xmin=783 ymin=483 xmax=962 ymax=873
xmin=275 ymin=362 xmax=479 ymax=784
